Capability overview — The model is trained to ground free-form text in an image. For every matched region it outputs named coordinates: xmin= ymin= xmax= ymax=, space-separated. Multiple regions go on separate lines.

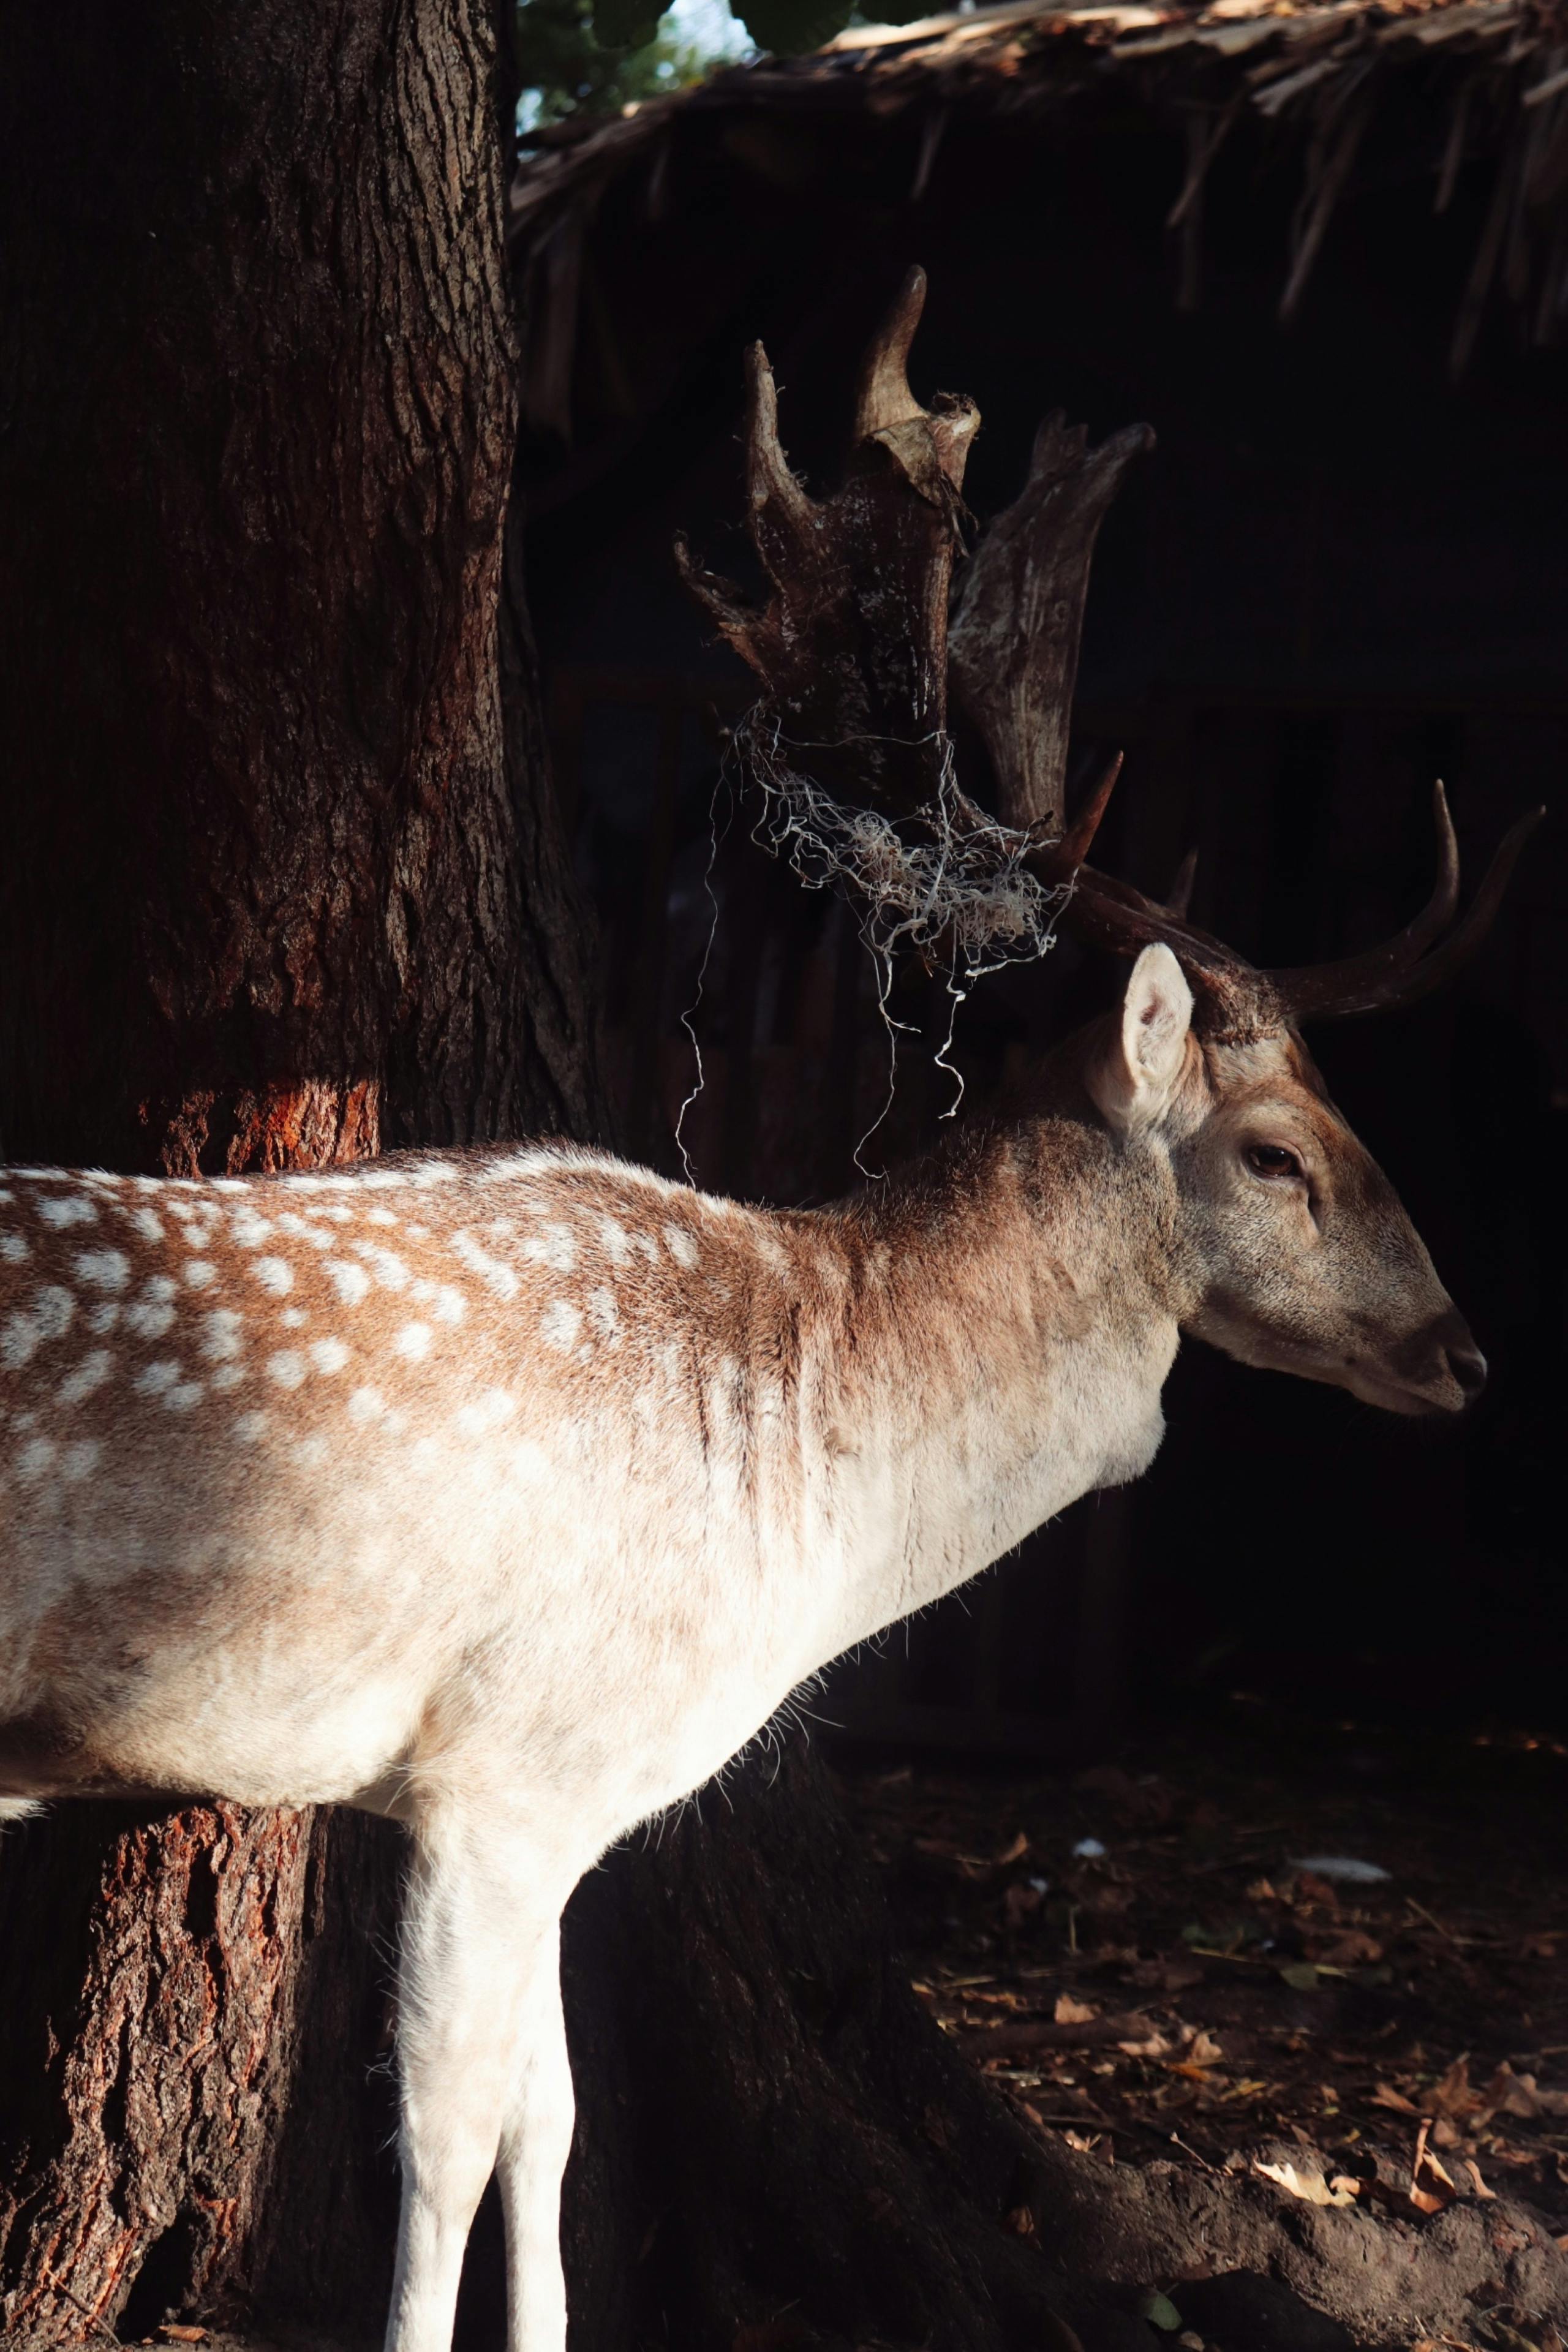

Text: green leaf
xmin=592 ymin=0 xmax=663 ymax=47
xmin=1278 ymin=1961 xmax=1322 ymax=1992
xmin=737 ymin=0 xmax=852 ymax=55
xmin=1137 ymin=2290 xmax=1184 ymax=2332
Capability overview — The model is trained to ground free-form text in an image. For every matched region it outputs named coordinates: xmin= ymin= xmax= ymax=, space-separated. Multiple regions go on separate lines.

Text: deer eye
xmin=1247 ymin=1144 xmax=1302 ymax=1180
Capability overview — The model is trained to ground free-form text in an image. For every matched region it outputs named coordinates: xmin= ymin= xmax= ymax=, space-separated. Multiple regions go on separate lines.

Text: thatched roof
xmin=510 ymin=0 xmax=1568 ymax=436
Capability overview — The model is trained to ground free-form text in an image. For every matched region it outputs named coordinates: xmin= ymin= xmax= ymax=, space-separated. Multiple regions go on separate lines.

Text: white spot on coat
xmin=597 ymin=1216 xmax=632 ymax=1268
xmin=278 ymin=1212 xmax=334 ymax=1250
xmin=350 ymin=1242 xmax=410 ymax=1291
xmin=200 ymin=1308 xmax=244 ymax=1362
xmin=452 ymin=1233 xmax=519 ymax=1299
xmin=520 ymin=1223 xmax=576 ymax=1274
xmin=662 ymin=1226 xmax=699 ymax=1268
xmin=587 ymin=1287 xmax=620 ymax=1342
xmin=327 ymin=1261 xmax=372 ymax=1307
xmin=134 ymin=1361 xmax=181 ymax=1397
xmin=254 ymin=1257 xmax=294 ymax=1296
xmin=16 ymin=1436 xmax=57 ymax=1480
xmin=234 ymin=1411 xmax=270 ymax=1443
xmin=2 ymin=1288 xmax=75 ymax=1369
xmin=124 ymin=1300 xmax=176 ymax=1340
xmin=394 ymin=1323 xmax=432 ymax=1362
xmin=267 ymin=1350 xmax=307 ymax=1389
xmin=76 ymin=1249 xmax=130 ymax=1291
xmin=347 ymin=1386 xmax=388 ymax=1425
xmin=59 ymin=1351 xmax=113 ymax=1403
xmin=61 ymin=1438 xmax=100 ymax=1482
xmin=540 ymin=1300 xmax=582 ymax=1352
xmin=411 ymin=1278 xmax=466 ymax=1325
xmin=32 ymin=1287 xmax=75 ymax=1341
xmin=37 ymin=1196 xmax=97 ymax=1229
xmin=455 ymin=1389 xmax=516 ymax=1437
xmin=128 ymin=1207 xmax=165 ymax=1242
xmin=185 ymin=1261 xmax=217 ymax=1289
xmin=0 ymin=1234 xmax=29 ymax=1263
xmin=309 ymin=1337 xmax=349 ymax=1374
xmin=228 ymin=1209 xmax=273 ymax=1248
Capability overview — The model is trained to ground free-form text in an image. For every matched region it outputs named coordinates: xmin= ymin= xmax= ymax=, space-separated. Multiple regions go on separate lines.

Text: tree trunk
xmin=0 ymin=14 xmax=1187 ymax=2352
xmin=0 ymin=5 xmax=601 ymax=2340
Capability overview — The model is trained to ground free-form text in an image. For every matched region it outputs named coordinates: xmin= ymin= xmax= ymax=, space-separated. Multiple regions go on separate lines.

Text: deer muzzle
xmin=1372 ymin=1308 xmax=1487 ymax=1416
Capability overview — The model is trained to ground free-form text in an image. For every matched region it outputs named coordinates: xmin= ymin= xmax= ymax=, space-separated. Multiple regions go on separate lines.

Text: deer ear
xmin=1089 ymin=943 xmax=1195 ymax=1135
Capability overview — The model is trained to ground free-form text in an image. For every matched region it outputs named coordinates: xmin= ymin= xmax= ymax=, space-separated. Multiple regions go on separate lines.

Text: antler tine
xmin=1058 ymin=864 xmax=1267 ymax=1008
xmin=1266 ymin=780 xmax=1461 ymax=1014
xmin=745 ymin=339 xmax=816 ymax=531
xmin=1028 ymin=760 xmax=1267 ymax=1022
xmin=1276 ymin=801 xmax=1544 ymax=1020
xmin=855 ymin=265 xmax=929 ymax=440
xmin=1164 ymin=847 xmax=1199 ymax=922
xmin=673 ymin=340 xmax=819 ymax=667
xmin=1031 ymin=752 xmax=1123 ymax=876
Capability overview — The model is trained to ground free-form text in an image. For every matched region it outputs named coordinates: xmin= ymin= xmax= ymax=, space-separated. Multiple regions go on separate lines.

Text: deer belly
xmin=1 ymin=1547 xmax=437 ymax=1809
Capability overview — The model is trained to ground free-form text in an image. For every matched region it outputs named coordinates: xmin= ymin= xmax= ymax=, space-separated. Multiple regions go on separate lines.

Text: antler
xmin=1042 ymin=772 xmax=1543 ymax=1031
xmin=675 ymin=266 xmax=979 ymax=821
xmin=1268 ymin=786 xmax=1542 ymax=1018
xmin=679 ymin=273 xmax=1539 ymax=1039
xmin=949 ymin=417 xmax=1154 ymax=834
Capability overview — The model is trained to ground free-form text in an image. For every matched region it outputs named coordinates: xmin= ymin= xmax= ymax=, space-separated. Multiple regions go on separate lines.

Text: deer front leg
xmin=385 ymin=1816 xmax=573 ymax=2352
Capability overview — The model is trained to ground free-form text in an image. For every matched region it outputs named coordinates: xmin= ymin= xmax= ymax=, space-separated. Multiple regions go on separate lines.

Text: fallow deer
xmin=0 ymin=274 xmax=1537 ymax=2352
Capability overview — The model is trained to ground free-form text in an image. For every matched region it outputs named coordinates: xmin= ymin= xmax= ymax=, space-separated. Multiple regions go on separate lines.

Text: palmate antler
xmin=674 ymin=269 xmax=979 ymax=822
xmin=679 ymin=269 xmax=1542 ymax=1039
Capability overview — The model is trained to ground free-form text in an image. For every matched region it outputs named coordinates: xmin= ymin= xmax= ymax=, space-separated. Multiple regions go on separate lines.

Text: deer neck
xmin=802 ymin=1109 xmax=1179 ymax=1652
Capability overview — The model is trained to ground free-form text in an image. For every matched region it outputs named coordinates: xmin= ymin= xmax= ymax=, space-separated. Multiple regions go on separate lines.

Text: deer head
xmin=1082 ymin=940 xmax=1485 ymax=1414
xmin=677 ymin=268 xmax=1540 ymax=1418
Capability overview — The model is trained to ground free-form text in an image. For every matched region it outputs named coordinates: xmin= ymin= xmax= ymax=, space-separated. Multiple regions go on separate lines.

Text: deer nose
xmin=1444 ymin=1338 xmax=1487 ymax=1403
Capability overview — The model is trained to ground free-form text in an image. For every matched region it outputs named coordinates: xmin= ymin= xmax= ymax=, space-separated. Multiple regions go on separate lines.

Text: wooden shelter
xmin=507 ymin=3 xmax=1567 ymax=1750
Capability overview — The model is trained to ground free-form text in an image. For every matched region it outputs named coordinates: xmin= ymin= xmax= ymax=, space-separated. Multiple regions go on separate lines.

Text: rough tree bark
xmin=0 ymin=4 xmax=601 ymax=2340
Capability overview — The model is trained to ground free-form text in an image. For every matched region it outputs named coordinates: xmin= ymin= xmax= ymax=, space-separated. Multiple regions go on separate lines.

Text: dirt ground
xmin=115 ymin=1712 xmax=1568 ymax=2352
xmin=835 ymin=1705 xmax=1568 ymax=2351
